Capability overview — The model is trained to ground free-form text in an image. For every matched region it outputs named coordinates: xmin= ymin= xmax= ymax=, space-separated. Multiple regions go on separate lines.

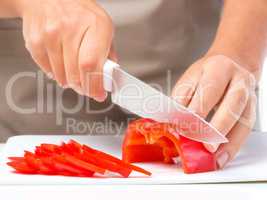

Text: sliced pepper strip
xmin=61 ymin=153 xmax=106 ymax=175
xmin=64 ymin=140 xmax=133 ymax=177
xmin=8 ymin=157 xmax=25 ymax=162
xmin=7 ymin=139 xmax=151 ymax=177
xmin=79 ymin=150 xmax=132 ymax=177
xmin=7 ymin=160 xmax=36 ymax=174
xmin=82 ymin=144 xmax=151 ymax=176
xmin=24 ymin=151 xmax=55 ymax=175
xmin=51 ymin=154 xmax=95 ymax=176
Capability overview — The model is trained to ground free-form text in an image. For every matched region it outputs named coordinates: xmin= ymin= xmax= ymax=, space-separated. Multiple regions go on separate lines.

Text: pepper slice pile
xmin=7 ymin=140 xmax=151 ymax=177
xmin=122 ymin=118 xmax=217 ymax=174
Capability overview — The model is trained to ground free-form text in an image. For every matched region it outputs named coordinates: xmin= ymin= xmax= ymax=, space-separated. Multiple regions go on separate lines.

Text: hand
xmin=19 ymin=0 xmax=117 ymax=101
xmin=172 ymin=55 xmax=257 ymax=169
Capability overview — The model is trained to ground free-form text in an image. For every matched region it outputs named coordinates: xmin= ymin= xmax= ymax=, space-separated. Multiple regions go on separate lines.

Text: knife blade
xmin=103 ymin=60 xmax=228 ymax=144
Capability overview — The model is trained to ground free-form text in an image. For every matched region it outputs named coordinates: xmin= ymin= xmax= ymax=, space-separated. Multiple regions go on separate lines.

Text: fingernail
xmin=217 ymin=152 xmax=229 ymax=169
xmin=46 ymin=72 xmax=54 ymax=79
xmin=74 ymin=86 xmax=83 ymax=95
xmin=69 ymin=84 xmax=84 ymax=95
xmin=94 ymin=97 xmax=105 ymax=102
xmin=204 ymin=143 xmax=219 ymax=153
xmin=69 ymin=83 xmax=75 ymax=89
xmin=94 ymin=93 xmax=107 ymax=102
xmin=76 ymin=87 xmax=84 ymax=95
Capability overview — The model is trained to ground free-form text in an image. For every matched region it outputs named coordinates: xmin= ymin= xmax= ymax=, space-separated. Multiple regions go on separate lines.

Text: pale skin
xmin=1 ymin=0 xmax=117 ymax=101
xmin=1 ymin=0 xmax=267 ymax=168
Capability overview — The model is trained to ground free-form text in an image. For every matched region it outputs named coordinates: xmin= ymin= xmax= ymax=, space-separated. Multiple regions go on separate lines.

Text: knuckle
xmin=101 ymin=13 xmax=113 ymax=26
xmin=245 ymin=72 xmax=257 ymax=90
xmin=250 ymin=92 xmax=257 ymax=103
xmin=98 ymin=12 xmax=114 ymax=32
xmin=229 ymin=82 xmax=250 ymax=104
xmin=234 ymin=89 xmax=249 ymax=104
xmin=44 ymin=20 xmax=63 ymax=39
xmin=79 ymin=57 xmax=98 ymax=72
xmin=232 ymin=64 xmax=256 ymax=91
xmin=27 ymin=35 xmax=43 ymax=50
xmin=45 ymin=22 xmax=62 ymax=38
xmin=204 ymin=55 xmax=235 ymax=73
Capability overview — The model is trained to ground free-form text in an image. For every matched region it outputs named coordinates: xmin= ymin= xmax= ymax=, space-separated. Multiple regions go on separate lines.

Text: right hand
xmin=18 ymin=0 xmax=117 ymax=101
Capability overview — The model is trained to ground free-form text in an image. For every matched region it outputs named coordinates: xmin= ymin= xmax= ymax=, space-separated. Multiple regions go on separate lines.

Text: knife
xmin=103 ymin=60 xmax=228 ymax=144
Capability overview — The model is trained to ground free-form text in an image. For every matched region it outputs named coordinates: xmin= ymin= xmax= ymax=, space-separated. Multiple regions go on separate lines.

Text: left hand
xmin=172 ymin=55 xmax=257 ymax=169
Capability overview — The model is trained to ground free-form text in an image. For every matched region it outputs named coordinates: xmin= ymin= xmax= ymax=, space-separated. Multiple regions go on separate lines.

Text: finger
xmin=44 ymin=22 xmax=67 ymax=87
xmin=23 ymin=16 xmax=53 ymax=78
xmin=171 ymin=61 xmax=202 ymax=106
xmin=78 ymin=19 xmax=113 ymax=101
xmin=79 ymin=28 xmax=108 ymax=101
xmin=188 ymin=57 xmax=233 ymax=118
xmin=215 ymin=94 xmax=257 ymax=169
xmin=62 ymin=25 xmax=88 ymax=94
xmin=28 ymin=43 xmax=53 ymax=79
xmin=204 ymin=77 xmax=250 ymax=152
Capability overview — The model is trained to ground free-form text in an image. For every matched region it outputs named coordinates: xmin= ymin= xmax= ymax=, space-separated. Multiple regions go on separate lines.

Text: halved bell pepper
xmin=122 ymin=118 xmax=217 ymax=174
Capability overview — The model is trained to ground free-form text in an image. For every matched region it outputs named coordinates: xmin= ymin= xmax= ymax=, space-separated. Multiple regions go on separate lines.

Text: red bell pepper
xmin=7 ymin=160 xmax=36 ymax=174
xmin=81 ymin=142 xmax=151 ymax=176
xmin=7 ymin=139 xmax=151 ymax=178
xmin=122 ymin=118 xmax=217 ymax=174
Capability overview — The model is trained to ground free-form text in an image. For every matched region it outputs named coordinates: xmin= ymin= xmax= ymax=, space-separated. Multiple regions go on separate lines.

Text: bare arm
xmin=208 ymin=0 xmax=267 ymax=78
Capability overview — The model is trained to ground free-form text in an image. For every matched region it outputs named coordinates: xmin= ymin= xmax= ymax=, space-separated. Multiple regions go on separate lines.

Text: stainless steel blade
xmin=111 ymin=67 xmax=228 ymax=144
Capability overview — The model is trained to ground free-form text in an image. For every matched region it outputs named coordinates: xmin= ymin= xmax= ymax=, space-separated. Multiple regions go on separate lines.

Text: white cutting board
xmin=0 ymin=133 xmax=266 ymax=185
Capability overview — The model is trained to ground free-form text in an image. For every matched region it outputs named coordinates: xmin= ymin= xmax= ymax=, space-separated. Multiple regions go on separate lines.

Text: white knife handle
xmin=103 ymin=59 xmax=120 ymax=92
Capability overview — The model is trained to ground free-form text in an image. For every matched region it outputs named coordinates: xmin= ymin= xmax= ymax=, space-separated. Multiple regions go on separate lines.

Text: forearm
xmin=0 ymin=0 xmax=22 ymax=18
xmin=207 ymin=0 xmax=267 ymax=79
